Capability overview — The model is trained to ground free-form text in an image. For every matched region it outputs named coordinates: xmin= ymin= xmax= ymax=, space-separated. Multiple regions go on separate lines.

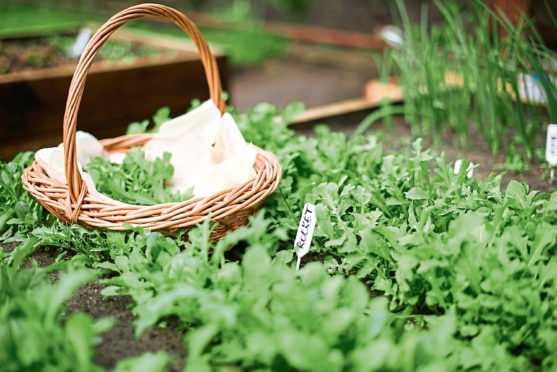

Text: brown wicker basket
xmin=21 ymin=3 xmax=281 ymax=241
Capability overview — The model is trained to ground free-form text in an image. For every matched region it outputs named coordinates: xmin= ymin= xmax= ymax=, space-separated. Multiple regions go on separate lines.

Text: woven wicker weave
xmin=21 ymin=3 xmax=281 ymax=241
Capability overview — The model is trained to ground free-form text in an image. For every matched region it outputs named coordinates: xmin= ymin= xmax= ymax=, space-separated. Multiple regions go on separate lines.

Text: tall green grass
xmin=386 ymin=0 xmax=557 ymax=160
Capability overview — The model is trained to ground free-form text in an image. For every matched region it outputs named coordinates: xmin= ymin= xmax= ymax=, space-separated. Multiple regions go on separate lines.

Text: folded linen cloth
xmin=34 ymin=100 xmax=256 ymax=202
xmin=35 ymin=131 xmax=107 ymax=199
xmin=143 ymin=99 xmax=256 ymax=197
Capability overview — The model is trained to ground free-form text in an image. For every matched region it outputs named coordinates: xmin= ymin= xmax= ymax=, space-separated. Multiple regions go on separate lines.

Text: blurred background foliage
xmin=0 ymin=0 xmax=313 ymax=64
xmin=0 ymin=0 xmax=458 ymax=65
xmin=0 ymin=1 xmax=457 ymax=35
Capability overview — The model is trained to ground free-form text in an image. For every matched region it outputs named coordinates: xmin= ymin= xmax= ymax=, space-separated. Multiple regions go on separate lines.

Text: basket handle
xmin=63 ymin=3 xmax=225 ymax=207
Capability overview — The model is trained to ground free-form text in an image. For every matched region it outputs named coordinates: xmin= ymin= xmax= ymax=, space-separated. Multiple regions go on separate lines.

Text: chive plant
xmin=386 ymin=0 xmax=557 ymax=160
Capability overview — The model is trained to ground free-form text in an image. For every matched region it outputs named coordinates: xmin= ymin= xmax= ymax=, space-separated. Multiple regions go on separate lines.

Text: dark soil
xmin=67 ymin=283 xmax=187 ymax=371
xmin=0 ymin=40 xmax=68 ymax=73
xmin=2 ymin=242 xmax=187 ymax=371
xmin=0 ymin=34 xmax=173 ymax=74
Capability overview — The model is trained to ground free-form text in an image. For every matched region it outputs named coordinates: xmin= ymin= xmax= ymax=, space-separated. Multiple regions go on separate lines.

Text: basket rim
xmin=22 ymin=141 xmax=281 ymax=230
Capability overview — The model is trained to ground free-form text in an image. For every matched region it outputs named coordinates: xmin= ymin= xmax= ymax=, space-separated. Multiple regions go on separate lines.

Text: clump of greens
xmin=0 ymin=240 xmax=110 ymax=372
xmin=0 ymin=238 xmax=173 ymax=372
xmin=49 ymin=34 xmax=164 ymax=62
xmin=85 ymin=147 xmax=192 ymax=206
xmin=1 ymin=101 xmax=557 ymax=371
xmin=0 ymin=152 xmax=54 ymax=239
xmin=126 ymin=107 xmax=171 ymax=135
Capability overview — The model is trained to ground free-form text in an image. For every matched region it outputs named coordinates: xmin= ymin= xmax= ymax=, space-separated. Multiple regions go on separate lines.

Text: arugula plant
xmin=0 ymin=152 xmax=54 ymax=239
xmin=0 ymin=238 xmax=174 ymax=372
xmin=126 ymin=107 xmax=171 ymax=135
xmin=0 ymin=239 xmax=112 ymax=372
xmin=85 ymin=147 xmax=192 ymax=206
xmin=98 ymin=218 xmax=465 ymax=372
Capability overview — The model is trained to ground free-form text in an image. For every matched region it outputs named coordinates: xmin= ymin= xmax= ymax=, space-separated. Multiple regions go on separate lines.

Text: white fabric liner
xmin=35 ymin=99 xmax=257 ymax=202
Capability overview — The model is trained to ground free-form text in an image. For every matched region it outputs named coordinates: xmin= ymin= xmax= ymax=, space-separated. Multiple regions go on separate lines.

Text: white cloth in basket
xmin=34 ymin=99 xmax=256 ymax=201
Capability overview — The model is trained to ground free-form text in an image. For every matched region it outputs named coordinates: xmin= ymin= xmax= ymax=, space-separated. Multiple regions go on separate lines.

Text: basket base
xmin=175 ymin=203 xmax=262 ymax=243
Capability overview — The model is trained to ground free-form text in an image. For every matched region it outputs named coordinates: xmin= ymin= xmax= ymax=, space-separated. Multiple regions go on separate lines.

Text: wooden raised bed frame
xmin=0 ymin=27 xmax=228 ymax=160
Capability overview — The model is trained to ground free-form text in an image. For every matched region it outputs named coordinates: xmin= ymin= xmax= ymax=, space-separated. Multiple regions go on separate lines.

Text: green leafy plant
xmin=85 ymin=147 xmax=192 ymax=205
xmin=126 ymin=107 xmax=171 ymax=135
xmin=498 ymin=145 xmax=530 ymax=173
xmin=1 ymin=101 xmax=556 ymax=371
xmin=48 ymin=35 xmax=163 ymax=62
xmin=0 ymin=152 xmax=54 ymax=239
xmin=112 ymin=351 xmax=172 ymax=372
xmin=0 ymin=239 xmax=113 ymax=372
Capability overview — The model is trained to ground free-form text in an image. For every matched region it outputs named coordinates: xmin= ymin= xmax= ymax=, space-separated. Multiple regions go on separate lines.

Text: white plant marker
xmin=69 ymin=27 xmax=93 ymax=59
xmin=518 ymin=73 xmax=548 ymax=105
xmin=454 ymin=159 xmax=474 ymax=178
xmin=294 ymin=203 xmax=316 ymax=271
xmin=546 ymin=124 xmax=557 ymax=180
xmin=455 ymin=159 xmax=474 ymax=192
xmin=379 ymin=25 xmax=403 ymax=49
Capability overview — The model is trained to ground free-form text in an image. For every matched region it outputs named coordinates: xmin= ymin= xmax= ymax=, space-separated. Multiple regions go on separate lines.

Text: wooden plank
xmin=289 ymin=79 xmax=402 ymax=125
xmin=264 ymin=22 xmax=387 ymax=49
xmin=288 ymin=71 xmax=550 ymax=127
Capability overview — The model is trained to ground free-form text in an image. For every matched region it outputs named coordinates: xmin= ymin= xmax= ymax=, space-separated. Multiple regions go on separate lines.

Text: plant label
xmin=518 ymin=73 xmax=548 ymax=104
xmin=454 ymin=159 xmax=474 ymax=178
xmin=294 ymin=203 xmax=316 ymax=271
xmin=379 ymin=25 xmax=403 ymax=48
xmin=69 ymin=27 xmax=93 ymax=59
xmin=546 ymin=124 xmax=557 ymax=167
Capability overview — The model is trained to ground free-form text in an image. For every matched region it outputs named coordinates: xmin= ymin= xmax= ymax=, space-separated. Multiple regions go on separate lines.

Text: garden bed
xmin=292 ymin=108 xmax=555 ymax=193
xmin=0 ymin=27 xmax=228 ymax=160
xmin=0 ymin=31 xmax=175 ymax=73
xmin=2 ymin=101 xmax=555 ymax=371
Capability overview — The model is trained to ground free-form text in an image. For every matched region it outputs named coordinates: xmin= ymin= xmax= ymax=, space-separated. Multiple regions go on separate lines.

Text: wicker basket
xmin=21 ymin=3 xmax=281 ymax=242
